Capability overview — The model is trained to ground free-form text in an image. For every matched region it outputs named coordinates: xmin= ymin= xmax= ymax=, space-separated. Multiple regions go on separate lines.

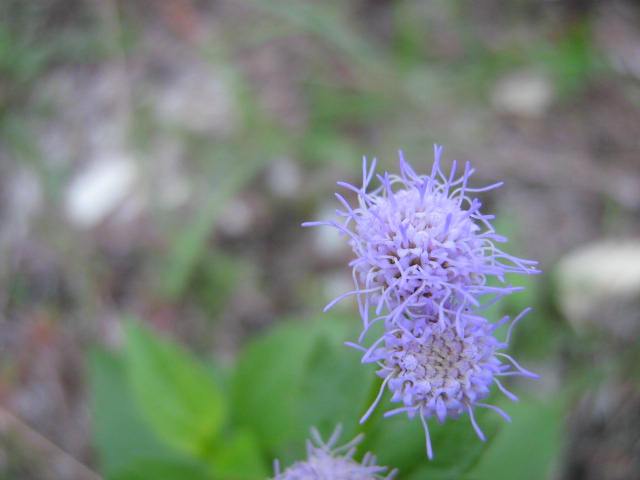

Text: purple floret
xmin=352 ymin=309 xmax=537 ymax=459
xmin=269 ymin=424 xmax=397 ymax=480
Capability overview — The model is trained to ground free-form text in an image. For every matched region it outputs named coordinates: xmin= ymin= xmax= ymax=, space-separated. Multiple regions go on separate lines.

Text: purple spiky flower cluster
xmin=304 ymin=145 xmax=539 ymax=458
xmin=269 ymin=425 xmax=396 ymax=480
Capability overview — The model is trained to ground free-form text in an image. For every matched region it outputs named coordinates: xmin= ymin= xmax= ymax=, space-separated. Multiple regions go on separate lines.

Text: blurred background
xmin=1 ymin=0 xmax=640 ymax=479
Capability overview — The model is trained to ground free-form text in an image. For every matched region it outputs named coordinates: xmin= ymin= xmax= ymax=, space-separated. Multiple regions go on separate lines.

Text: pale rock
xmin=265 ymin=157 xmax=301 ymax=198
xmin=491 ymin=70 xmax=554 ymax=118
xmin=65 ymin=154 xmax=138 ymax=228
xmin=218 ymin=197 xmax=254 ymax=237
xmin=555 ymin=240 xmax=640 ymax=337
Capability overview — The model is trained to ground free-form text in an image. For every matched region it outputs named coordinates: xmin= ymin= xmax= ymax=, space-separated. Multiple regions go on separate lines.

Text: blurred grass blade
xmin=241 ymin=0 xmax=380 ymax=70
xmin=157 ymin=151 xmax=262 ymax=300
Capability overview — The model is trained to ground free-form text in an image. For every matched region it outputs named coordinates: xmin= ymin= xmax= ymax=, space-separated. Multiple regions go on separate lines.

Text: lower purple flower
xmin=353 ymin=309 xmax=537 ymax=459
xmin=269 ymin=424 xmax=397 ymax=480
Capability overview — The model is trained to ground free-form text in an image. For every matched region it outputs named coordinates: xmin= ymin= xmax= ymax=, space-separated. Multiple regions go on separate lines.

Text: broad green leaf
xmin=89 ymin=349 xmax=172 ymax=476
xmin=466 ymin=397 xmax=565 ymax=480
xmin=298 ymin=334 xmax=375 ymax=443
xmin=110 ymin=457 xmax=214 ymax=480
xmin=231 ymin=314 xmax=366 ymax=463
xmin=484 ymin=211 xmax=554 ymax=359
xmin=365 ymin=390 xmax=503 ymax=477
xmin=360 ymin=399 xmax=426 ymax=472
xmin=427 ymin=404 xmax=502 ymax=475
xmin=123 ymin=322 xmax=227 ymax=458
xmin=231 ymin=320 xmax=319 ymax=458
xmin=208 ymin=428 xmax=269 ymax=480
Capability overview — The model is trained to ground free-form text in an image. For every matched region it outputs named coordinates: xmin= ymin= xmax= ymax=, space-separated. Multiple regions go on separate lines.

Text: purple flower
xmin=270 ymin=424 xmax=396 ymax=480
xmin=303 ymin=145 xmax=540 ymax=459
xmin=353 ymin=309 xmax=537 ymax=459
xmin=303 ymin=145 xmax=538 ymax=334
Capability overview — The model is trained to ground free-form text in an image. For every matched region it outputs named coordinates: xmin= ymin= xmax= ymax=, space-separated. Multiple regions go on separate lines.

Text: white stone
xmin=218 ymin=198 xmax=254 ymax=237
xmin=491 ymin=70 xmax=554 ymax=118
xmin=555 ymin=240 xmax=640 ymax=335
xmin=65 ymin=154 xmax=138 ymax=228
xmin=265 ymin=157 xmax=301 ymax=198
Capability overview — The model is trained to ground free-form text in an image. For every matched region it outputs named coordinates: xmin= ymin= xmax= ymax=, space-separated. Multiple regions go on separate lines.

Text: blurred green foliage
xmin=2 ymin=0 xmax=610 ymax=312
xmin=232 ymin=314 xmax=374 ymax=464
xmin=90 ymin=348 xmax=175 ymax=475
xmin=90 ymin=315 xmax=565 ymax=479
xmin=91 ymin=321 xmax=267 ymax=480
xmin=469 ymin=397 xmax=565 ymax=480
xmin=122 ymin=322 xmax=227 ymax=457
xmin=3 ymin=0 xmax=627 ymax=478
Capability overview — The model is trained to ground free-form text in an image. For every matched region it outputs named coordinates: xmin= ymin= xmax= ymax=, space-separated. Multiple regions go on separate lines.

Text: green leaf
xmin=231 ymin=315 xmax=368 ymax=463
xmin=298 ymin=333 xmax=375 ymax=442
xmin=89 ymin=349 xmax=173 ymax=476
xmin=123 ymin=321 xmax=227 ymax=458
xmin=466 ymin=397 xmax=565 ymax=480
xmin=208 ymin=428 xmax=269 ymax=480
xmin=110 ymin=457 xmax=214 ymax=480
xmin=362 ymin=403 xmax=427 ymax=473
xmin=363 ymin=388 xmax=504 ymax=477
xmin=484 ymin=210 xmax=555 ymax=359
xmin=231 ymin=320 xmax=319 ymax=459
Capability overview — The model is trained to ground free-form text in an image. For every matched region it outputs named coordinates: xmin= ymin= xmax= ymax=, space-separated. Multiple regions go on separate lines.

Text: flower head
xmin=356 ymin=309 xmax=537 ymax=459
xmin=303 ymin=145 xmax=538 ymax=333
xmin=270 ymin=424 xmax=396 ymax=480
xmin=303 ymin=145 xmax=540 ymax=459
